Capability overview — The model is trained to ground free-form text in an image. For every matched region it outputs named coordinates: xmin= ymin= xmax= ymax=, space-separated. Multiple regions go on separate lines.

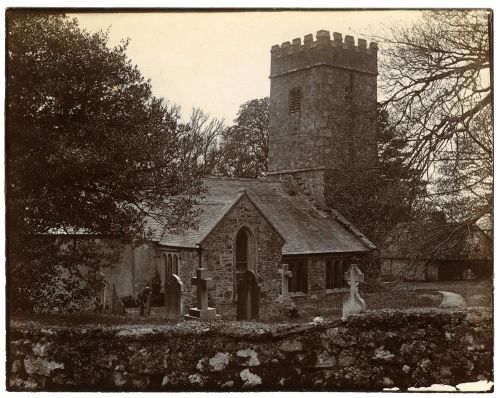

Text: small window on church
xmin=236 ymin=228 xmax=249 ymax=272
xmin=289 ymin=87 xmax=301 ymax=114
xmin=172 ymin=254 xmax=179 ymax=275
xmin=326 ymin=260 xmax=334 ymax=290
xmin=326 ymin=259 xmax=348 ymax=290
xmin=288 ymin=261 xmax=308 ymax=294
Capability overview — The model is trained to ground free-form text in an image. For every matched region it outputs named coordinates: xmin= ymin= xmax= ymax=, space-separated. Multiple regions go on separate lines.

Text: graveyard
xmin=8 ymin=275 xmax=493 ymax=391
xmin=8 ymin=258 xmax=493 ymax=391
xmin=6 ymin=10 xmax=493 ymax=392
xmin=9 ymin=279 xmax=492 ymax=328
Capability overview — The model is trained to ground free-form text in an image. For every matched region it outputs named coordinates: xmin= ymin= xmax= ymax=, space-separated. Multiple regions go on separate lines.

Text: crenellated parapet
xmin=270 ymin=30 xmax=378 ymax=77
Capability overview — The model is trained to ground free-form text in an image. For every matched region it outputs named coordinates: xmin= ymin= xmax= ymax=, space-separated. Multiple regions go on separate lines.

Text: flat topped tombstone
xmin=186 ymin=267 xmax=220 ymax=321
xmin=237 ymin=270 xmax=260 ymax=321
xmin=165 ymin=274 xmax=184 ymax=321
xmin=277 ymin=263 xmax=293 ymax=303
xmin=341 ymin=264 xmax=366 ymax=320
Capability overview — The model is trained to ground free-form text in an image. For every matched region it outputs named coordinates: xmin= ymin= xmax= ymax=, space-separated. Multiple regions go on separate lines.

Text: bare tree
xmin=379 ymin=10 xmax=492 ymax=225
xmin=178 ymin=107 xmax=226 ymax=176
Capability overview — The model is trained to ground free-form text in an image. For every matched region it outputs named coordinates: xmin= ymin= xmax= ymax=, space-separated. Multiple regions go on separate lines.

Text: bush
xmin=121 ymin=295 xmax=138 ymax=308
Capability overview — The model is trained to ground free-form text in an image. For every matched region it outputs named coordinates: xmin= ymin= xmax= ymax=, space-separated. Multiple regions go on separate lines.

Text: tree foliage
xmin=6 ymin=13 xmax=202 ymax=312
xmin=326 ymin=110 xmax=427 ymax=246
xmin=217 ymin=98 xmax=269 ymax=178
xmin=379 ymin=10 xmax=492 ymax=225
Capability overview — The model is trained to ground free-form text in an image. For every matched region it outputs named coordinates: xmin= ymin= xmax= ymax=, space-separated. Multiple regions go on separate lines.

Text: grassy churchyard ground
xmin=9 ymin=280 xmax=492 ymax=328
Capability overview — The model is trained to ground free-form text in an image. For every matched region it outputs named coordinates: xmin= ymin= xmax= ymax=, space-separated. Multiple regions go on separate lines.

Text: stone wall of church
xmin=266 ymin=169 xmax=326 ymax=208
xmin=199 ymin=195 xmax=284 ymax=306
xmin=268 ymin=31 xmax=378 ymax=175
xmin=102 ymin=242 xmax=158 ymax=300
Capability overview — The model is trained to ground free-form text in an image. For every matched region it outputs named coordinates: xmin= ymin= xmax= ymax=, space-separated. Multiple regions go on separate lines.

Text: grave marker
xmin=341 ymin=264 xmax=366 ymax=320
xmin=165 ymin=274 xmax=184 ymax=321
xmin=111 ymin=283 xmax=126 ymax=315
xmin=277 ymin=263 xmax=293 ymax=303
xmin=139 ymin=286 xmax=152 ymax=317
xmin=237 ymin=270 xmax=260 ymax=320
xmin=186 ymin=268 xmax=220 ymax=320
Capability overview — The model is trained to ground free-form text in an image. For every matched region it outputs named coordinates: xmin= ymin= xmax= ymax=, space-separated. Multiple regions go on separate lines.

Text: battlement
xmin=270 ymin=30 xmax=378 ymax=77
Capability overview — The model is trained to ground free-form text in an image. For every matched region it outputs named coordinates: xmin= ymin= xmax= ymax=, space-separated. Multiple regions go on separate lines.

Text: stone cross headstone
xmin=341 ymin=264 xmax=366 ymax=320
xmin=165 ymin=274 xmax=184 ymax=321
xmin=237 ymin=270 xmax=260 ymax=320
xmin=277 ymin=263 xmax=293 ymax=303
xmin=111 ymin=283 xmax=126 ymax=315
xmin=186 ymin=268 xmax=220 ymax=320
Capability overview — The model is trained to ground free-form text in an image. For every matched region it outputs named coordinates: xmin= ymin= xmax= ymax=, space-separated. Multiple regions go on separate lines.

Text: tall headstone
xmin=165 ymin=274 xmax=184 ymax=321
xmin=186 ymin=268 xmax=220 ymax=320
xmin=237 ymin=270 xmax=260 ymax=320
xmin=139 ymin=286 xmax=152 ymax=317
xmin=277 ymin=263 xmax=293 ymax=303
xmin=111 ymin=283 xmax=126 ymax=315
xmin=341 ymin=264 xmax=366 ymax=320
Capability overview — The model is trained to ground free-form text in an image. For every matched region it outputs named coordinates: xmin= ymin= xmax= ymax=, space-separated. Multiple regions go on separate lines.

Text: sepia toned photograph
xmin=5 ymin=7 xmax=493 ymax=392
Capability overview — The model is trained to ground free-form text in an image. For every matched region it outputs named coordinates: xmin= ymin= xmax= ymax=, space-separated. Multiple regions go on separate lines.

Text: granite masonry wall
xmin=8 ymin=309 xmax=492 ymax=391
xmin=268 ymin=30 xmax=378 ymax=175
xmin=101 ymin=242 xmax=158 ymax=299
xmin=199 ymin=194 xmax=284 ymax=306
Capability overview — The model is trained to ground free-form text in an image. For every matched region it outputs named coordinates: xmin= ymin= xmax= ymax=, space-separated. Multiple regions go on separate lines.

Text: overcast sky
xmin=71 ymin=10 xmax=421 ymax=123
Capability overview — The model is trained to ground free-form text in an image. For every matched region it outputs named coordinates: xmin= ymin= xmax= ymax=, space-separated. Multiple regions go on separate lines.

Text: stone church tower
xmin=266 ymin=30 xmax=379 ymax=207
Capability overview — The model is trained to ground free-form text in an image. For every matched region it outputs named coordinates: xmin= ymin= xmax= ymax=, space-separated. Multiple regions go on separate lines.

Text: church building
xmin=103 ymin=30 xmax=379 ymax=306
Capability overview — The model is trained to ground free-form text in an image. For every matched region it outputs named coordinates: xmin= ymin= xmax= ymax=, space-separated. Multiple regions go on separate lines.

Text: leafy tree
xmin=379 ymin=10 xmax=492 ymax=225
xmin=6 ymin=12 xmax=202 ymax=312
xmin=217 ymin=98 xmax=269 ymax=178
xmin=325 ymin=109 xmax=427 ymax=246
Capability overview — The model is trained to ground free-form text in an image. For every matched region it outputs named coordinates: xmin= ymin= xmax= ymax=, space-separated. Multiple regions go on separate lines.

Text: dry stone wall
xmin=8 ymin=308 xmax=492 ymax=391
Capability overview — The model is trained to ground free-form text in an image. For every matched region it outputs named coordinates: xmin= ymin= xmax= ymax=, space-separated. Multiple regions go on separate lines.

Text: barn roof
xmin=155 ymin=177 xmax=375 ymax=255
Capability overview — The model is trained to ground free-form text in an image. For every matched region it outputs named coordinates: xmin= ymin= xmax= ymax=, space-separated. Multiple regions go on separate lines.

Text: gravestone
xmin=186 ymin=268 xmax=220 ymax=320
xmin=139 ymin=286 xmax=152 ymax=317
xmin=111 ymin=283 xmax=126 ymax=315
xmin=341 ymin=264 xmax=366 ymax=321
xmin=277 ymin=263 xmax=293 ymax=303
xmin=151 ymin=270 xmax=163 ymax=306
xmin=237 ymin=270 xmax=260 ymax=320
xmin=165 ymin=274 xmax=184 ymax=320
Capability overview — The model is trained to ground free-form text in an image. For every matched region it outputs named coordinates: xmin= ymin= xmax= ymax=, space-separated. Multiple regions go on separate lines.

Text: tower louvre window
xmin=288 ymin=87 xmax=301 ymax=114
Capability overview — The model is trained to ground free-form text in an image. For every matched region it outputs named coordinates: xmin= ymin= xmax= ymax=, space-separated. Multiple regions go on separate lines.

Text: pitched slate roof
xmin=156 ymin=177 xmax=375 ymax=255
